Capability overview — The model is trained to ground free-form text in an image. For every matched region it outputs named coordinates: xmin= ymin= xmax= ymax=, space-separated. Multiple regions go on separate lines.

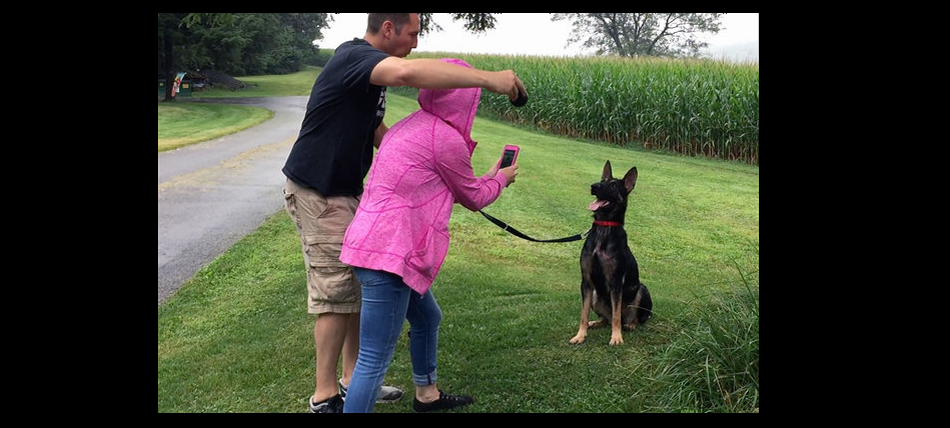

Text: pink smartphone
xmin=500 ymin=145 xmax=520 ymax=168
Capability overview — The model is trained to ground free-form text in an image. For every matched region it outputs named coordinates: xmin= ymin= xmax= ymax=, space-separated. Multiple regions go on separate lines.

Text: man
xmin=282 ymin=13 xmax=526 ymax=413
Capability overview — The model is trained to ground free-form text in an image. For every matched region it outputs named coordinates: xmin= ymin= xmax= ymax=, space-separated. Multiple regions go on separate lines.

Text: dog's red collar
xmin=593 ymin=220 xmax=622 ymax=227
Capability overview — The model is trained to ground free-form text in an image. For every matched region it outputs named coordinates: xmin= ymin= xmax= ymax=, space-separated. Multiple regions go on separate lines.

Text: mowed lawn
xmin=158 ymin=89 xmax=758 ymax=412
xmin=158 ymin=67 xmax=322 ymax=152
xmin=158 ymin=103 xmax=273 ymax=152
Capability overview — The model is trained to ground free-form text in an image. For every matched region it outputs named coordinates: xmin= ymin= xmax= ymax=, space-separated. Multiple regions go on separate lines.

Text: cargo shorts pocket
xmin=303 ymin=235 xmax=359 ymax=303
xmin=283 ymin=189 xmax=301 ymax=231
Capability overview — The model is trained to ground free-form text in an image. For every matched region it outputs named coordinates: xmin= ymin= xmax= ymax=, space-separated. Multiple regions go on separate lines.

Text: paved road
xmin=158 ymin=96 xmax=307 ymax=305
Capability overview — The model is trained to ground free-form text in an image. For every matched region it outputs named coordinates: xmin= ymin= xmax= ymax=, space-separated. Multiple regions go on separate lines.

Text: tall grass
xmin=641 ymin=264 xmax=759 ymax=413
xmin=397 ymin=53 xmax=759 ymax=164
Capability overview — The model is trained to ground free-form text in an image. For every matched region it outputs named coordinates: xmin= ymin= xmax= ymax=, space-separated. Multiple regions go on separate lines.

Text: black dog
xmin=570 ymin=161 xmax=652 ymax=346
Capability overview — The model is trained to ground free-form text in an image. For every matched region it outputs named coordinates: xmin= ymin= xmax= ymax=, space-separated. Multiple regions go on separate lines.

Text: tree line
xmin=158 ymin=13 xmax=331 ymax=81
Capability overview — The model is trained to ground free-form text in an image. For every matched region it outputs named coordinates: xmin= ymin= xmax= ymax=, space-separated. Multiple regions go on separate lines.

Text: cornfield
xmin=394 ymin=53 xmax=759 ymax=164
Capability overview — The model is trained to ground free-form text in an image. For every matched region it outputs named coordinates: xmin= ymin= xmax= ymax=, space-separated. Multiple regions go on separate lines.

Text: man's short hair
xmin=367 ymin=13 xmax=413 ymax=35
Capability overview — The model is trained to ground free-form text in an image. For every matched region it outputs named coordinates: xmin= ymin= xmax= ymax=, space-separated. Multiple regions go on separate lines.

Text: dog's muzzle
xmin=590 ymin=183 xmax=602 ymax=195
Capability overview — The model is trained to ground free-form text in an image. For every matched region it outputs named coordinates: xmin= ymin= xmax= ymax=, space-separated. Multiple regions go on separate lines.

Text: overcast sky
xmin=318 ymin=13 xmax=759 ymax=63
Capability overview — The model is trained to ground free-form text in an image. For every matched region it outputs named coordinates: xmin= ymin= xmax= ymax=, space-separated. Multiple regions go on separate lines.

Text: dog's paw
xmin=569 ymin=334 xmax=586 ymax=344
xmin=588 ymin=320 xmax=606 ymax=329
xmin=609 ymin=335 xmax=624 ymax=346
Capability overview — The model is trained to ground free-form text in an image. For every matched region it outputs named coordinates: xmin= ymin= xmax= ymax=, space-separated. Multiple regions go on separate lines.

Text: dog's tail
xmin=637 ymin=284 xmax=653 ymax=325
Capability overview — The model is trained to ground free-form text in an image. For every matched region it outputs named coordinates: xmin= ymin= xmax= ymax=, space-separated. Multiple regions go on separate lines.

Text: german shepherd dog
xmin=570 ymin=161 xmax=652 ymax=346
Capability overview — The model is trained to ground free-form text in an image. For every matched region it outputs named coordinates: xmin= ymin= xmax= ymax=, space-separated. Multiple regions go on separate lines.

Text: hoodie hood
xmin=418 ymin=58 xmax=481 ymax=153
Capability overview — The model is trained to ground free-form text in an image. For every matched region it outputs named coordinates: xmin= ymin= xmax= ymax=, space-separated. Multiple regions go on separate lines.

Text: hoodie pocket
xmin=405 ymin=226 xmax=450 ymax=280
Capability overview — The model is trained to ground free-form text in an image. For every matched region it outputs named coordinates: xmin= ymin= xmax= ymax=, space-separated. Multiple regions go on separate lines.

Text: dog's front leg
xmin=570 ymin=289 xmax=592 ymax=344
xmin=609 ymin=291 xmax=624 ymax=346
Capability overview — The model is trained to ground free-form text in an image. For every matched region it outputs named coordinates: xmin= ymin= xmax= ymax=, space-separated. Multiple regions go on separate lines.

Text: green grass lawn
xmin=158 ymin=67 xmax=322 ymax=152
xmin=190 ymin=66 xmax=322 ymax=98
xmin=158 ymin=103 xmax=273 ymax=152
xmin=158 ymin=90 xmax=758 ymax=412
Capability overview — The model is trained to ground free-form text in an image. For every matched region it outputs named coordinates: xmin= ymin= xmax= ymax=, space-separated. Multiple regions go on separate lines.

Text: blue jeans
xmin=342 ymin=268 xmax=442 ymax=413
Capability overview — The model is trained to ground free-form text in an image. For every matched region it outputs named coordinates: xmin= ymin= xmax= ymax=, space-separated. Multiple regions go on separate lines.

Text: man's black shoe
xmin=339 ymin=378 xmax=404 ymax=403
xmin=412 ymin=390 xmax=474 ymax=413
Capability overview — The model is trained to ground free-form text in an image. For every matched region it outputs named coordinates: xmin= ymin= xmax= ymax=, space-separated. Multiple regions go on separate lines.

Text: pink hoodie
xmin=340 ymin=58 xmax=508 ymax=295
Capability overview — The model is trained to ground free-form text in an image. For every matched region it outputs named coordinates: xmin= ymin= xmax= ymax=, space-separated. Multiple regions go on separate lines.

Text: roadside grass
xmin=158 ymin=103 xmax=273 ymax=152
xmin=158 ymin=91 xmax=759 ymax=412
xmin=189 ymin=66 xmax=322 ymax=98
xmin=158 ymin=66 xmax=321 ymax=152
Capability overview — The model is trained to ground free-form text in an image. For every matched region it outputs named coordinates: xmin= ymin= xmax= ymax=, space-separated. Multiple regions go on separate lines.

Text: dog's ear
xmin=623 ymin=167 xmax=638 ymax=193
xmin=602 ymin=160 xmax=613 ymax=181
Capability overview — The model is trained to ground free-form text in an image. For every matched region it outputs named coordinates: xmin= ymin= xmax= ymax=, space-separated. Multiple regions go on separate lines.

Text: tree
xmin=419 ymin=13 xmax=498 ymax=34
xmin=158 ymin=13 xmax=330 ymax=101
xmin=158 ymin=13 xmax=192 ymax=102
xmin=552 ymin=13 xmax=724 ymax=57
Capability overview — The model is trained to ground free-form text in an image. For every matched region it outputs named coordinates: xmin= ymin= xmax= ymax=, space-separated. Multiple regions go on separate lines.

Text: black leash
xmin=478 ymin=210 xmax=589 ymax=243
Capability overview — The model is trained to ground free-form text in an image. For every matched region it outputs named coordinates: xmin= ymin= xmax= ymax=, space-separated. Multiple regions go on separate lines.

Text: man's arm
xmin=370 ymin=57 xmax=525 ymax=101
xmin=374 ymin=121 xmax=388 ymax=149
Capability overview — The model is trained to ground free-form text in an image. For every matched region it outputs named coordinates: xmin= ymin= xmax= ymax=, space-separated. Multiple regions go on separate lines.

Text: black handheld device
xmin=511 ymin=90 xmax=528 ymax=107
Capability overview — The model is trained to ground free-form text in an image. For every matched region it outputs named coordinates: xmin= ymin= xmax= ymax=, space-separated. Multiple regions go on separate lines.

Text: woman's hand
xmin=500 ymin=164 xmax=518 ymax=187
xmin=488 ymin=156 xmax=518 ymax=187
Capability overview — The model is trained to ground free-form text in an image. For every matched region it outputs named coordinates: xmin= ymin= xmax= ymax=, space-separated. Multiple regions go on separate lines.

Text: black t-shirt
xmin=282 ymin=38 xmax=390 ymax=196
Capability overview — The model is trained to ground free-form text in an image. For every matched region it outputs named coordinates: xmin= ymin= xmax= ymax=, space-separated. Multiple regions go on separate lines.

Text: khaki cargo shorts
xmin=283 ymin=177 xmax=361 ymax=314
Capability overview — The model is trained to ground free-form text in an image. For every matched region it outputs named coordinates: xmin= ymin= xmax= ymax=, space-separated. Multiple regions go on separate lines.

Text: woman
xmin=339 ymin=58 xmax=519 ymax=413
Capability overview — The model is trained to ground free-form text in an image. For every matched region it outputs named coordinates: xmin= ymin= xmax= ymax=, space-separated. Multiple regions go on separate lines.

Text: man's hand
xmin=484 ymin=70 xmax=527 ymax=103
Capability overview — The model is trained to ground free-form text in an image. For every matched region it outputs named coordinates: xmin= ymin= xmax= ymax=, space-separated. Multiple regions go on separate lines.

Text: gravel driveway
xmin=158 ymin=96 xmax=307 ymax=304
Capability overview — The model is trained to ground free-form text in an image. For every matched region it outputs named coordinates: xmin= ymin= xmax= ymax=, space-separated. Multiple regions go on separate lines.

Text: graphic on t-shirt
xmin=377 ymin=88 xmax=387 ymax=118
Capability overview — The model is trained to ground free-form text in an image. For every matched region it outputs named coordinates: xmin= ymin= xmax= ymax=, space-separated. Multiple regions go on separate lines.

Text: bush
xmin=647 ymin=276 xmax=759 ymax=413
xmin=306 ymin=48 xmax=334 ymax=67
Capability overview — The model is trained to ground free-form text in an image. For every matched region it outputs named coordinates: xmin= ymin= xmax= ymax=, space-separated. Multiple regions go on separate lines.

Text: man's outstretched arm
xmin=370 ymin=57 xmax=526 ymax=101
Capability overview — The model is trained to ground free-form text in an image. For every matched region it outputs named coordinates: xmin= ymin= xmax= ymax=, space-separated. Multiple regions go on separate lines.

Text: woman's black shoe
xmin=412 ymin=390 xmax=474 ymax=412
xmin=309 ymin=394 xmax=343 ymax=413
